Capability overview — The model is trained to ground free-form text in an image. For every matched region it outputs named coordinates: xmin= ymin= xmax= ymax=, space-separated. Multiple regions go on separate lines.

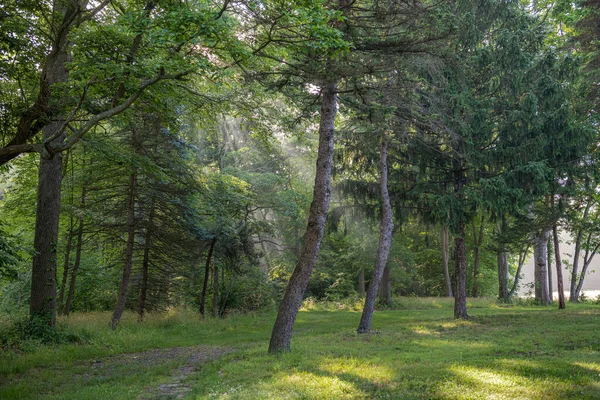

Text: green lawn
xmin=1 ymin=298 xmax=599 ymax=399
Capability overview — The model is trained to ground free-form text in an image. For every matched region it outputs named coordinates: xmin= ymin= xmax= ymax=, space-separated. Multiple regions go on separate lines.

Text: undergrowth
xmin=0 ymin=315 xmax=90 ymax=351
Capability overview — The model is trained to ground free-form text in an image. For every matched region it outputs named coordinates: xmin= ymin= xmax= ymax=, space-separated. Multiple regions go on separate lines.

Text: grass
xmin=1 ymin=298 xmax=599 ymax=399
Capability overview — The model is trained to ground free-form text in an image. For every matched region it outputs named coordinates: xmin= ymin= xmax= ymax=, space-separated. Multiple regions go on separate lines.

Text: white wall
xmin=518 ymin=232 xmax=600 ymax=298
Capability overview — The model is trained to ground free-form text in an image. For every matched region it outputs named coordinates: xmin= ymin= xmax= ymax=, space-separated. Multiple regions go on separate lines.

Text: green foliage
xmin=0 ymin=223 xmax=20 ymax=281
xmin=0 ymin=316 xmax=89 ymax=351
xmin=310 ymin=230 xmax=374 ymax=300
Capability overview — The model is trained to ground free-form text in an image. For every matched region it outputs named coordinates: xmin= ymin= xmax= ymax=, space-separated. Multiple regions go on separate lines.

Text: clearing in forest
xmin=1 ymin=299 xmax=599 ymax=399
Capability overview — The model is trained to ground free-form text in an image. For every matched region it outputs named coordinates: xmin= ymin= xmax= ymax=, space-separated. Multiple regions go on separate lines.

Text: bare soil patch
xmin=83 ymin=345 xmax=232 ymax=399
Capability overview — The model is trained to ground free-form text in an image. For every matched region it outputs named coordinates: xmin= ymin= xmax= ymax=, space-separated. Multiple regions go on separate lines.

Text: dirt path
xmin=138 ymin=345 xmax=232 ymax=399
xmin=84 ymin=345 xmax=232 ymax=399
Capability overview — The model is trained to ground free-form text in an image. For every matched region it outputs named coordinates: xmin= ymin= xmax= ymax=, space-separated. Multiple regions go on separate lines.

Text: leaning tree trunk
xmin=357 ymin=132 xmax=394 ymax=334
xmin=570 ymin=229 xmax=583 ymax=302
xmin=199 ymin=238 xmax=216 ymax=318
xmin=63 ymin=187 xmax=85 ymax=316
xmin=454 ymin=223 xmax=469 ymax=319
xmin=574 ymin=252 xmax=595 ymax=301
xmin=533 ymin=229 xmax=551 ymax=305
xmin=570 ymin=202 xmax=588 ymax=302
xmin=509 ymin=244 xmax=529 ymax=299
xmin=552 ymin=224 xmax=566 ymax=309
xmin=441 ymin=226 xmax=453 ymax=297
xmin=573 ymin=228 xmax=600 ymax=301
xmin=268 ymin=81 xmax=337 ymax=353
xmin=110 ymin=171 xmax=137 ymax=329
xmin=57 ymin=151 xmax=73 ymax=316
xmin=63 ymin=216 xmax=84 ymax=316
xmin=137 ymin=201 xmax=154 ymax=322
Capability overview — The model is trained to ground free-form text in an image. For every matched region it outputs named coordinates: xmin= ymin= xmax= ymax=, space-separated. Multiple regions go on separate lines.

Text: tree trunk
xmin=379 ymin=266 xmax=392 ymax=305
xmin=199 ymin=238 xmax=216 ymax=318
xmin=268 ymin=80 xmax=337 ymax=353
xmin=573 ymin=232 xmax=599 ymax=301
xmin=63 ymin=183 xmax=86 ymax=316
xmin=496 ymin=219 xmax=509 ymax=301
xmin=497 ymin=246 xmax=509 ymax=301
xmin=358 ymin=268 xmax=365 ymax=297
xmin=57 ymin=218 xmax=74 ymax=315
xmin=29 ymin=0 xmax=76 ymax=325
xmin=574 ymin=255 xmax=594 ymax=300
xmin=454 ymin=223 xmax=468 ymax=319
xmin=547 ymin=236 xmax=553 ymax=301
xmin=552 ymin=224 xmax=566 ymax=309
xmin=473 ymin=246 xmax=481 ymax=297
xmin=213 ymin=259 xmax=219 ymax=318
xmin=441 ymin=226 xmax=453 ymax=297
xmin=533 ymin=229 xmax=551 ymax=305
xmin=472 ymin=215 xmax=485 ymax=298
xmin=110 ymin=171 xmax=137 ymax=329
xmin=28 ymin=0 xmax=88 ymax=325
xmin=220 ymin=272 xmax=236 ymax=317
xmin=137 ymin=201 xmax=155 ymax=322
xmin=30 ymin=131 xmax=65 ymax=325
xmin=509 ymin=244 xmax=529 ymax=299
xmin=358 ymin=132 xmax=394 ymax=334
xmin=570 ymin=202 xmax=588 ymax=302
xmin=570 ymin=229 xmax=583 ymax=302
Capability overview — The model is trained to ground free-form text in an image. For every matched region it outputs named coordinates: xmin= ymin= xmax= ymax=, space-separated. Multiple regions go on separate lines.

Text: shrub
xmin=0 ymin=315 xmax=90 ymax=351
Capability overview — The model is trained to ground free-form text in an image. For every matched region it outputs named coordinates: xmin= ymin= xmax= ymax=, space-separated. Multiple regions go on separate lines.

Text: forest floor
xmin=1 ymin=297 xmax=599 ymax=399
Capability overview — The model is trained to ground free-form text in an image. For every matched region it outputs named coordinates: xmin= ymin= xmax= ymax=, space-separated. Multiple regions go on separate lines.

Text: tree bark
xmin=379 ymin=266 xmax=392 ymax=305
xmin=547 ymin=235 xmax=553 ymax=301
xmin=570 ymin=229 xmax=583 ymax=302
xmin=63 ymin=183 xmax=86 ymax=316
xmin=0 ymin=0 xmax=86 ymax=166
xmin=57 ymin=217 xmax=73 ymax=315
xmin=29 ymin=0 xmax=77 ymax=326
xmin=552 ymin=224 xmax=566 ymax=309
xmin=497 ymin=246 xmax=509 ymax=301
xmin=268 ymin=81 xmax=337 ymax=353
xmin=199 ymin=238 xmax=216 ymax=318
xmin=441 ymin=226 xmax=453 ymax=297
xmin=213 ymin=258 xmax=219 ymax=318
xmin=137 ymin=201 xmax=155 ymax=321
xmin=533 ymin=229 xmax=551 ymax=305
xmin=30 ymin=131 xmax=66 ymax=325
xmin=110 ymin=171 xmax=137 ymax=329
xmin=358 ymin=132 xmax=394 ymax=334
xmin=570 ymin=202 xmax=589 ymax=302
xmin=509 ymin=244 xmax=529 ymax=299
xmin=454 ymin=223 xmax=468 ymax=319
xmin=573 ymin=232 xmax=599 ymax=300
xmin=57 ymin=149 xmax=73 ymax=316
xmin=471 ymin=215 xmax=485 ymax=298
xmin=358 ymin=268 xmax=365 ymax=297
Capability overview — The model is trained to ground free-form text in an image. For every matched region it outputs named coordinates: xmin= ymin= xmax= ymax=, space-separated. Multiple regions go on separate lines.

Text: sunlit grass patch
xmin=2 ymin=299 xmax=600 ymax=399
xmin=441 ymin=364 xmax=537 ymax=399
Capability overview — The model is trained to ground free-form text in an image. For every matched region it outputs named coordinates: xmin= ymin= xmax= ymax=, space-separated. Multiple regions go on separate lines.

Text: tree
xmin=0 ymin=0 xmax=245 ymax=325
xmin=357 ymin=130 xmax=393 ymax=334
